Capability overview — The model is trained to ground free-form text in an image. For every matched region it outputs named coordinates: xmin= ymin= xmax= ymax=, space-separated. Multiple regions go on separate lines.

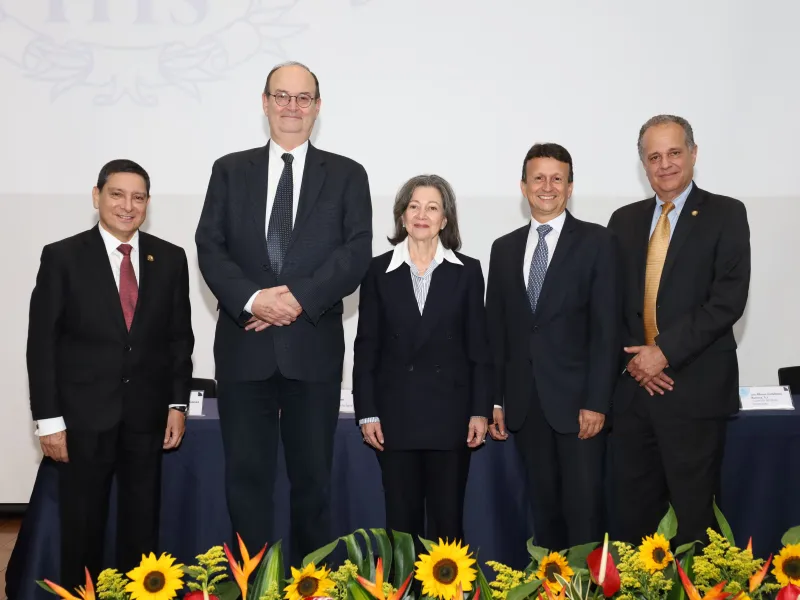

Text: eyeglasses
xmin=267 ymin=92 xmax=316 ymax=108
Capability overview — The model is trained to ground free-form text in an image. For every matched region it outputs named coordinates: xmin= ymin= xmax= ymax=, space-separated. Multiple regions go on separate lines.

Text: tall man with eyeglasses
xmin=196 ymin=61 xmax=372 ymax=564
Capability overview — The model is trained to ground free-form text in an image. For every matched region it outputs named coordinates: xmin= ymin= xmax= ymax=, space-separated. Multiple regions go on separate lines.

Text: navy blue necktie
xmin=526 ymin=224 xmax=552 ymax=314
xmin=266 ymin=152 xmax=294 ymax=274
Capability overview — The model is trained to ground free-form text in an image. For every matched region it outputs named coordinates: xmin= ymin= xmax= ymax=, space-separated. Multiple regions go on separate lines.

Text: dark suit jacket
xmin=352 ymin=251 xmax=491 ymax=450
xmin=607 ymin=183 xmax=751 ymax=418
xmin=486 ymin=211 xmax=621 ymax=434
xmin=26 ymin=226 xmax=194 ymax=433
xmin=196 ymin=142 xmax=372 ymax=383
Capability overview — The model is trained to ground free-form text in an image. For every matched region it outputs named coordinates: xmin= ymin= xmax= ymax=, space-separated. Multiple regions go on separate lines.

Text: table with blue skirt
xmin=7 ymin=397 xmax=800 ymax=600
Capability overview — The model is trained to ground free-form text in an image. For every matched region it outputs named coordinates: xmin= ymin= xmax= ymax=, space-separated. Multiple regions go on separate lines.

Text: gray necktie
xmin=526 ymin=224 xmax=552 ymax=314
xmin=266 ymin=152 xmax=294 ymax=274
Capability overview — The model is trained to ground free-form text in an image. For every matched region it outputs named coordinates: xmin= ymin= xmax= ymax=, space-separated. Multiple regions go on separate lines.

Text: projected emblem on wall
xmin=0 ymin=0 xmax=311 ymax=105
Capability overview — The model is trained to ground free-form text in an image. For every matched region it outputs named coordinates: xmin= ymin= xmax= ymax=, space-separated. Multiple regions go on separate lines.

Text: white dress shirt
xmin=650 ymin=181 xmax=693 ymax=240
xmin=244 ymin=139 xmax=309 ymax=314
xmin=36 ymin=225 xmax=141 ymax=437
xmin=522 ymin=209 xmax=567 ymax=287
xmin=360 ymin=238 xmax=465 ymax=425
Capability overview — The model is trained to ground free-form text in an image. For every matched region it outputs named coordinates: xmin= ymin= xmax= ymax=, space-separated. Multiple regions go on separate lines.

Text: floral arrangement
xmin=35 ymin=508 xmax=800 ymax=600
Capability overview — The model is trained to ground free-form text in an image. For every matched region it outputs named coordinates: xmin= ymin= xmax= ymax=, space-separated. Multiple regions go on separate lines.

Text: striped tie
xmin=643 ymin=201 xmax=675 ymax=345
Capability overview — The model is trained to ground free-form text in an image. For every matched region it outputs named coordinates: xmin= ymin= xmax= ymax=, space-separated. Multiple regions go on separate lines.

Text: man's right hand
xmin=489 ymin=406 xmax=509 ymax=441
xmin=40 ymin=430 xmax=68 ymax=462
xmin=250 ymin=286 xmax=302 ymax=326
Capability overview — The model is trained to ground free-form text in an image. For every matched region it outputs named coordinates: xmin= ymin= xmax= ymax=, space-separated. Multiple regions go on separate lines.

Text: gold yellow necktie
xmin=643 ymin=201 xmax=675 ymax=345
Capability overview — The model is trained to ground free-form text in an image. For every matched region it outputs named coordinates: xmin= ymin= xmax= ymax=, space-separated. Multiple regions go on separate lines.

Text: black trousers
xmin=217 ymin=374 xmax=340 ymax=567
xmin=612 ymin=388 xmax=727 ymax=547
xmin=58 ymin=425 xmax=162 ymax=590
xmin=513 ymin=384 xmax=606 ymax=550
xmin=377 ymin=448 xmax=471 ymax=556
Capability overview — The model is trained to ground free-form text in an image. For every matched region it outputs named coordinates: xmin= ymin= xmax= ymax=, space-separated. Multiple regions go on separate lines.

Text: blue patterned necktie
xmin=526 ymin=224 xmax=552 ymax=314
xmin=266 ymin=152 xmax=294 ymax=274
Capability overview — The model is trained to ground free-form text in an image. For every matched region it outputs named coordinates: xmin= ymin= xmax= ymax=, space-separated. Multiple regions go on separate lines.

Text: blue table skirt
xmin=7 ymin=398 xmax=800 ymax=600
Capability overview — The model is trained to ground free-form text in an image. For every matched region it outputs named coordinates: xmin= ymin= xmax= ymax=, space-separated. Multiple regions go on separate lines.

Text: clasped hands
xmin=245 ymin=285 xmax=302 ymax=331
xmin=624 ymin=345 xmax=674 ymax=396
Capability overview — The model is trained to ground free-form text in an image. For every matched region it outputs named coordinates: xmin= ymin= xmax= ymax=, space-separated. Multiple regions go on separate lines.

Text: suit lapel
xmin=634 ymin=198 xmax=657 ymax=300
xmin=384 ymin=263 xmax=422 ymax=329
xmin=414 ymin=261 xmax=461 ymax=351
xmin=288 ymin=143 xmax=326 ymax=251
xmin=87 ymin=226 xmax=127 ymax=336
xmin=659 ymin=185 xmax=705 ymax=291
xmin=247 ymin=144 xmax=270 ymax=256
xmin=534 ymin=211 xmax=577 ymax=320
xmin=510 ymin=226 xmax=529 ymax=303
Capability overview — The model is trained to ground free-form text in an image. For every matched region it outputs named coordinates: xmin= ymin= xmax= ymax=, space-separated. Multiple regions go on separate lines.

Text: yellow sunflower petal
xmin=535 ymin=553 xmax=573 ymax=592
xmin=773 ymin=544 xmax=800 ymax=587
xmin=639 ymin=534 xmax=674 ymax=574
xmin=125 ymin=553 xmax=184 ymax=600
xmin=414 ymin=539 xmax=477 ymax=600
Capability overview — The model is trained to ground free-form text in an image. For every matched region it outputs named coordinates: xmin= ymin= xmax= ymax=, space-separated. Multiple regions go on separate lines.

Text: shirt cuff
xmin=37 ymin=416 xmax=66 ymax=436
xmin=169 ymin=404 xmax=187 ymax=408
xmin=493 ymin=404 xmax=503 ymax=409
xmin=358 ymin=417 xmax=380 ymax=425
xmin=244 ymin=291 xmax=260 ymax=315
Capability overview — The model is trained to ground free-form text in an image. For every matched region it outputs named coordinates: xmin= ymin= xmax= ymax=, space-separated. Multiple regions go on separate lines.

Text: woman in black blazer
xmin=353 ymin=174 xmax=491 ymax=547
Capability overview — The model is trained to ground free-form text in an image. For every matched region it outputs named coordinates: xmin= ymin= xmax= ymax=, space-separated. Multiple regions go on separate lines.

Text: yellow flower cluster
xmin=259 ymin=581 xmax=282 ymax=600
xmin=330 ymin=560 xmax=361 ymax=600
xmin=486 ymin=561 xmax=538 ymax=600
xmin=96 ymin=568 xmax=129 ymax=599
xmin=614 ymin=541 xmax=673 ymax=600
xmin=185 ymin=545 xmax=229 ymax=595
xmin=692 ymin=530 xmax=779 ymax=597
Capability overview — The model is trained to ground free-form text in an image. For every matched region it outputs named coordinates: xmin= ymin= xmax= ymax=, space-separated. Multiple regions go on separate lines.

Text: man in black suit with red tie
xmin=607 ymin=115 xmax=750 ymax=546
xmin=26 ymin=159 xmax=194 ymax=589
xmin=487 ymin=143 xmax=620 ymax=549
xmin=195 ymin=61 xmax=372 ymax=565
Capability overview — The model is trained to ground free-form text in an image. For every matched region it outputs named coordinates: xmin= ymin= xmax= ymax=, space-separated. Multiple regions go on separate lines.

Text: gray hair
xmin=388 ymin=174 xmax=462 ymax=251
xmin=263 ymin=61 xmax=320 ymax=99
xmin=637 ymin=114 xmax=695 ymax=160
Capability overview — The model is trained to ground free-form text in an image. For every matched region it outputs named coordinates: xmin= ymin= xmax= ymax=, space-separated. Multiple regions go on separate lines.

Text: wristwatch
xmin=170 ymin=404 xmax=188 ymax=413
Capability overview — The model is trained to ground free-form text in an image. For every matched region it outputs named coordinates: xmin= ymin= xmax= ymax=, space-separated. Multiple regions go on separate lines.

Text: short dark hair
xmin=96 ymin=159 xmax=150 ymax=195
xmin=387 ymin=174 xmax=462 ymax=251
xmin=521 ymin=143 xmax=574 ymax=183
xmin=637 ymin=114 xmax=695 ymax=160
xmin=263 ymin=61 xmax=320 ymax=99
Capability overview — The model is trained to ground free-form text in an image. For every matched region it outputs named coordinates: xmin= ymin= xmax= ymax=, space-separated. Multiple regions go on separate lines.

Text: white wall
xmin=0 ymin=0 xmax=797 ymax=502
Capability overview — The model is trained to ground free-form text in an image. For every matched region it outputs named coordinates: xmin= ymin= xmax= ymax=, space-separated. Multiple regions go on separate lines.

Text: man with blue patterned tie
xmin=486 ymin=143 xmax=621 ymax=550
xmin=196 ymin=62 xmax=373 ymax=565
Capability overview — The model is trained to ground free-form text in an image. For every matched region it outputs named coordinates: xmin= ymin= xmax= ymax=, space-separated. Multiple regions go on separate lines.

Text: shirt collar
xmin=530 ymin=209 xmax=567 ymax=234
xmin=270 ymin=138 xmax=309 ymax=167
xmin=656 ymin=181 xmax=693 ymax=213
xmin=98 ymin=224 xmax=139 ymax=255
xmin=386 ymin=237 xmax=463 ymax=272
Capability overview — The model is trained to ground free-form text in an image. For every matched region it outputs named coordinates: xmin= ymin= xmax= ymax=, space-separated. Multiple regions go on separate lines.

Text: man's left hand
xmin=467 ymin=417 xmax=488 ymax=448
xmin=163 ymin=409 xmax=186 ymax=450
xmin=625 ymin=345 xmax=669 ymax=386
xmin=283 ymin=290 xmax=302 ymax=313
xmin=578 ymin=409 xmax=605 ymax=440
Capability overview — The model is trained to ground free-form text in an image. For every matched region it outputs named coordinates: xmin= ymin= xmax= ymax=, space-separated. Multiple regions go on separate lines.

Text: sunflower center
xmin=298 ymin=576 xmax=319 ymax=597
xmin=144 ymin=571 xmax=166 ymax=593
xmin=652 ymin=548 xmax=666 ymax=564
xmin=544 ymin=563 xmax=562 ymax=583
xmin=433 ymin=558 xmax=459 ymax=585
xmin=783 ymin=558 xmax=800 ymax=579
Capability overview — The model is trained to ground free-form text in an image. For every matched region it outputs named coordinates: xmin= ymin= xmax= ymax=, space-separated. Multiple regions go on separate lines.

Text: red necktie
xmin=118 ymin=244 xmax=138 ymax=331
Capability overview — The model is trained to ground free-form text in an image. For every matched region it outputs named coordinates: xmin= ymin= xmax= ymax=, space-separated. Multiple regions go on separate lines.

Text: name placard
xmin=739 ymin=386 xmax=794 ymax=411
xmin=188 ymin=390 xmax=205 ymax=417
xmin=339 ymin=389 xmax=354 ymax=414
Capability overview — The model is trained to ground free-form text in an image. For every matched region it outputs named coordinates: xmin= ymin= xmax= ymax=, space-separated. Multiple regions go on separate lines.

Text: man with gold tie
xmin=608 ymin=115 xmax=751 ymax=547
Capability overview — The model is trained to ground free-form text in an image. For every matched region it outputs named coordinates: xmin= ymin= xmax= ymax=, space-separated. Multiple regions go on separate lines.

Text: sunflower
xmin=125 ymin=553 xmax=184 ymax=600
xmin=535 ymin=552 xmax=574 ymax=592
xmin=639 ymin=534 xmax=674 ymax=573
xmin=773 ymin=544 xmax=800 ymax=586
xmin=284 ymin=563 xmax=336 ymax=600
xmin=415 ymin=539 xmax=477 ymax=600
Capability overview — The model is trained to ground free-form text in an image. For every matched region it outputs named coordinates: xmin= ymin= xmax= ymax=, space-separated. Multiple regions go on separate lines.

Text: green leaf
xmin=526 ymin=539 xmax=549 ymax=564
xmin=343 ymin=533 xmax=367 ymax=575
xmin=713 ymin=498 xmax=735 ymax=546
xmin=371 ymin=528 xmax=394 ymax=578
xmin=474 ymin=551 xmax=494 ymax=600
xmin=217 ymin=580 xmax=243 ymax=600
xmin=506 ymin=578 xmax=543 ymax=600
xmin=357 ymin=528 xmax=376 ymax=580
xmin=35 ymin=581 xmax=58 ymax=595
xmin=657 ymin=504 xmax=678 ymax=541
xmin=666 ymin=545 xmax=695 ymax=600
xmin=302 ymin=537 xmax=341 ymax=568
xmin=348 ymin=576 xmax=375 ymax=600
xmin=419 ymin=536 xmax=435 ymax=552
xmin=675 ymin=541 xmax=699 ymax=556
xmin=566 ymin=542 xmax=599 ymax=569
xmin=249 ymin=540 xmax=283 ymax=600
xmin=782 ymin=526 xmax=800 ymax=546
xmin=391 ymin=530 xmax=416 ymax=590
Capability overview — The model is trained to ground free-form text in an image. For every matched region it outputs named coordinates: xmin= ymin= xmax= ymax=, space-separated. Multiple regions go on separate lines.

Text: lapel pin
xmin=691 ymin=210 xmax=699 ymax=216
xmin=147 ymin=254 xmax=154 ymax=262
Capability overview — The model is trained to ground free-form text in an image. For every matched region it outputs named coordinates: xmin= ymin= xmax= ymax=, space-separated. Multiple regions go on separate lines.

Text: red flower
xmin=586 ymin=534 xmax=620 ymax=597
xmin=184 ymin=592 xmax=219 ymax=600
xmin=777 ymin=584 xmax=800 ymax=600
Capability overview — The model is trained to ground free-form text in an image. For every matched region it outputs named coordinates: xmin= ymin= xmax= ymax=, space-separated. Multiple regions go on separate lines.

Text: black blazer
xmin=352 ymin=251 xmax=491 ymax=451
xmin=486 ymin=211 xmax=621 ymax=434
xmin=196 ymin=142 xmax=373 ymax=383
xmin=26 ymin=226 xmax=194 ymax=433
xmin=607 ymin=184 xmax=751 ymax=418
